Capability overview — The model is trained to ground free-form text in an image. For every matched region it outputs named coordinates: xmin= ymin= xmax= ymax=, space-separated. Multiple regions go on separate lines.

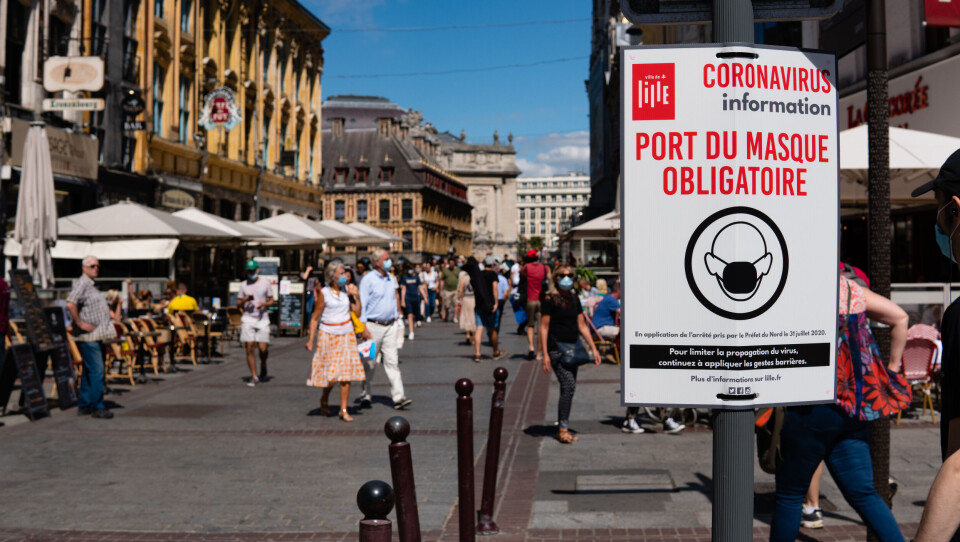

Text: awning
xmin=4 ymin=238 xmax=180 ymax=260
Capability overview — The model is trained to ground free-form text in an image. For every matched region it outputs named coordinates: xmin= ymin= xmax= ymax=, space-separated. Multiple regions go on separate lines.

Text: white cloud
xmin=515 ymin=130 xmax=589 ymax=178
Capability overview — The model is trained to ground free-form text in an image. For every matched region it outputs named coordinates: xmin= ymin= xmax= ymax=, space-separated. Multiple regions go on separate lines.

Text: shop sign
xmin=43 ymin=56 xmax=105 ymax=92
xmin=199 ymin=87 xmax=242 ymax=131
xmin=160 ymin=189 xmax=196 ymax=210
xmin=840 ymin=52 xmax=960 ymax=135
xmin=122 ymin=91 xmax=146 ymax=116
xmin=10 ymin=118 xmax=98 ymax=180
xmin=42 ymin=98 xmax=105 ymax=111
xmin=123 ymin=121 xmax=145 ymax=131
xmin=620 ymin=45 xmax=839 ymax=409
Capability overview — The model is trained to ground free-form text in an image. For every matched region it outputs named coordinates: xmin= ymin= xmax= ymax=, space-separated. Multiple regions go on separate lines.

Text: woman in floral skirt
xmin=306 ymin=261 xmax=366 ymax=422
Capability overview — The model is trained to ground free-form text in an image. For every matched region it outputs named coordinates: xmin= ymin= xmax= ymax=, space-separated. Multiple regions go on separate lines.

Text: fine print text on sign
xmin=621 ymin=45 xmax=839 ymax=409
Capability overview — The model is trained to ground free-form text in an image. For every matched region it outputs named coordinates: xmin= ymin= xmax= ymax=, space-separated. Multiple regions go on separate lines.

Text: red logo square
xmin=632 ymin=63 xmax=675 ymax=121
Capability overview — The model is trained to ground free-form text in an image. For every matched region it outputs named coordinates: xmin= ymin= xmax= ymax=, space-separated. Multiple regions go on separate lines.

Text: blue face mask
xmin=337 ymin=275 xmax=348 ymax=287
xmin=936 ymin=202 xmax=959 ymax=263
xmin=383 ymin=259 xmax=393 ymax=271
xmin=558 ymin=277 xmax=574 ymax=290
xmin=247 ymin=273 xmax=259 ymax=281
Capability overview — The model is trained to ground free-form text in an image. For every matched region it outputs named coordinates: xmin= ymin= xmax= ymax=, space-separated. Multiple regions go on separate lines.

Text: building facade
xmin=320 ymin=96 xmax=473 ymax=262
xmin=516 ymin=172 xmax=590 ymax=250
xmin=435 ymin=130 xmax=520 ymax=259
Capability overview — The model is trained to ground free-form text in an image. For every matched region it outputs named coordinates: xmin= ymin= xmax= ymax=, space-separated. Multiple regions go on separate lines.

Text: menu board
xmin=8 ymin=270 xmax=55 ymax=352
xmin=6 ymin=343 xmax=49 ymax=420
xmin=43 ymin=307 xmax=77 ymax=409
xmin=279 ymin=282 xmax=304 ymax=335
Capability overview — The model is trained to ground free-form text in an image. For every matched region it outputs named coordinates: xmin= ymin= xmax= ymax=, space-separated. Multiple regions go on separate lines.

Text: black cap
xmin=911 ymin=148 xmax=960 ymax=197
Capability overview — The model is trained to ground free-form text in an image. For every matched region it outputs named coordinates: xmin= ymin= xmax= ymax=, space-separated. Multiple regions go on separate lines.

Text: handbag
xmin=556 ymin=337 xmax=593 ymax=370
xmin=755 ymin=407 xmax=785 ymax=474
xmin=835 ymin=279 xmax=912 ymax=420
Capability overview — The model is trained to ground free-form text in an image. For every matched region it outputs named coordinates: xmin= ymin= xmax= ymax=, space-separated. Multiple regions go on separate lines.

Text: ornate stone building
xmin=435 ymin=130 xmax=520 ymax=259
xmin=320 ymin=96 xmax=472 ymax=261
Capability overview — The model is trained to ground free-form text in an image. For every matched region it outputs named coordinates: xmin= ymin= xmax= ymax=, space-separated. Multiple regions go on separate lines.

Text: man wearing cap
xmin=520 ymin=249 xmax=551 ymax=360
xmin=238 ymin=259 xmax=275 ymax=387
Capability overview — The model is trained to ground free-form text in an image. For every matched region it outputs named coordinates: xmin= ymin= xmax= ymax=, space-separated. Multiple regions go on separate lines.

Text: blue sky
xmin=303 ymin=0 xmax=591 ymax=177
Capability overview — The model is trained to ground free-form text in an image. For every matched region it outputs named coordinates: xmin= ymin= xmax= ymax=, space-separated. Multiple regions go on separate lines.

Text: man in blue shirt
xmin=592 ymin=280 xmax=621 ymax=340
xmin=358 ymin=248 xmax=412 ymax=410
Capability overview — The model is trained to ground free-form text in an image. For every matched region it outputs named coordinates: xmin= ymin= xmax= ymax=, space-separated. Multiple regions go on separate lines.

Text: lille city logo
xmin=632 ymin=63 xmax=675 ymax=121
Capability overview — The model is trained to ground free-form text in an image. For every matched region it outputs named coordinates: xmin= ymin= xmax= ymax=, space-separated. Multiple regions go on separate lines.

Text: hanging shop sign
xmin=123 ymin=121 xmax=146 ymax=131
xmin=160 ymin=189 xmax=197 ymax=210
xmin=43 ymin=56 xmax=105 ymax=92
xmin=620 ymin=44 xmax=839 ymax=409
xmin=198 ymin=87 xmax=242 ymax=131
xmin=42 ymin=98 xmax=105 ymax=112
xmin=122 ymin=91 xmax=147 ymax=116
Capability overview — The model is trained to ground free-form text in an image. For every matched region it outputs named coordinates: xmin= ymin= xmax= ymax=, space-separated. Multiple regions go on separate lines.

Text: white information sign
xmin=621 ymin=44 xmax=839 ymax=408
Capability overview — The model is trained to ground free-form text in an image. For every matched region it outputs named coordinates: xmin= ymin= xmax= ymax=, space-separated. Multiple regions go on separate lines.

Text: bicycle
xmin=642 ymin=406 xmax=701 ymax=427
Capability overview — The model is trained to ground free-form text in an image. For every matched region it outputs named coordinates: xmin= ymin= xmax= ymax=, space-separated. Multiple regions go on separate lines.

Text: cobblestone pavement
xmin=0 ymin=310 xmax=944 ymax=541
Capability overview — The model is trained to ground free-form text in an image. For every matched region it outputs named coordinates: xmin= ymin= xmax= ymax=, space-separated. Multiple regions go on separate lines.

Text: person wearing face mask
xmin=357 ymin=248 xmax=411 ymax=410
xmin=911 ymin=148 xmax=960 ymax=542
xmin=400 ymin=263 xmax=426 ymax=340
xmin=540 ymin=264 xmax=602 ymax=444
xmin=237 ymin=259 xmax=275 ymax=387
xmin=305 ymin=261 xmax=365 ymax=422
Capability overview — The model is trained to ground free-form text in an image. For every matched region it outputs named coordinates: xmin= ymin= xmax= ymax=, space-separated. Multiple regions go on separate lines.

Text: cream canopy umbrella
xmin=347 ymin=222 xmax=404 ymax=243
xmin=14 ymin=124 xmax=57 ymax=287
xmin=172 ymin=208 xmax=282 ymax=241
xmin=59 ymin=200 xmax=232 ymax=240
xmin=839 ymin=125 xmax=960 ymax=203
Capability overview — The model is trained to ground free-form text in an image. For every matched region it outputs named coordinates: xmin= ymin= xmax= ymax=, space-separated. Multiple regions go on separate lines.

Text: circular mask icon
xmin=684 ymin=207 xmax=788 ymax=320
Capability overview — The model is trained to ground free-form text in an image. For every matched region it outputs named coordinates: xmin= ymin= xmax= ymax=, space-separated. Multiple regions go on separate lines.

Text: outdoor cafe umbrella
xmin=58 ymin=200 xmax=232 ymax=240
xmin=172 ymin=208 xmax=282 ymax=242
xmin=14 ymin=123 xmax=57 ymax=288
xmin=347 ymin=222 xmax=404 ymax=243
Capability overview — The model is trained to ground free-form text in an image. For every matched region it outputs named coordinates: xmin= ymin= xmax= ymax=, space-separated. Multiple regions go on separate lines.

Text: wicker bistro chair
xmin=139 ymin=317 xmax=173 ymax=372
xmin=128 ymin=318 xmax=168 ymax=375
xmin=586 ymin=314 xmax=620 ymax=365
xmin=225 ymin=307 xmax=243 ymax=346
xmin=898 ymin=337 xmax=939 ymax=424
xmin=169 ymin=313 xmax=198 ymax=366
xmin=103 ymin=322 xmax=137 ymax=386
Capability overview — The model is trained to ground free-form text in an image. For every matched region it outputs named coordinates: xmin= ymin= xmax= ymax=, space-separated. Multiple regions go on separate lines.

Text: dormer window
xmin=380 ymin=167 xmax=394 ymax=184
xmin=355 ymin=168 xmax=369 ymax=184
xmin=334 ymin=168 xmax=347 ymax=185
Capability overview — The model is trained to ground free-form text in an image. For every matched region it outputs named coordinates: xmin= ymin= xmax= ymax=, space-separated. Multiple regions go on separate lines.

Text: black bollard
xmin=476 ymin=367 xmax=508 ymax=535
xmin=385 ymin=416 xmax=422 ymax=542
xmin=357 ymin=480 xmax=395 ymax=542
xmin=455 ymin=378 xmax=475 ymax=542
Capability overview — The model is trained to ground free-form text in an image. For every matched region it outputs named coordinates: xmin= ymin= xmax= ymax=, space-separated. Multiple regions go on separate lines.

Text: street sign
xmin=42 ymin=98 xmax=105 ymax=112
xmin=621 ymin=0 xmax=844 ymax=24
xmin=620 ymin=44 xmax=839 ymax=409
xmin=124 ymin=120 xmax=145 ymax=131
xmin=43 ymin=56 xmax=105 ymax=92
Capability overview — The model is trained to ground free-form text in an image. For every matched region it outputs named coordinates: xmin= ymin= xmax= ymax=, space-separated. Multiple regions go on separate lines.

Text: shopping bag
xmin=358 ymin=340 xmax=376 ymax=361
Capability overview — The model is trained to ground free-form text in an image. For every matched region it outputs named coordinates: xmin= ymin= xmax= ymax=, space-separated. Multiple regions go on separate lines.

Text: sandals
xmin=557 ymin=428 xmax=578 ymax=444
xmin=474 ymin=355 xmax=483 ymax=363
xmin=339 ymin=409 xmax=354 ymax=423
xmin=493 ymin=350 xmax=506 ymax=360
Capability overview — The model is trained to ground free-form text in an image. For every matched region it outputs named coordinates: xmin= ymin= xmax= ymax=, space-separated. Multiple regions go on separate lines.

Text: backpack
xmin=755 ymin=406 xmax=785 ymax=475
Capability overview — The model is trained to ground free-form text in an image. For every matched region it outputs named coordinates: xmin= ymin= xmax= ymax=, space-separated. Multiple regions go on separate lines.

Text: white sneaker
xmin=247 ymin=377 xmax=259 ymax=388
xmin=416 ymin=321 xmax=422 ymax=328
xmin=408 ymin=331 xmax=415 ymax=340
xmin=663 ymin=418 xmax=685 ymax=434
xmin=426 ymin=316 xmax=432 ymax=323
xmin=621 ymin=418 xmax=644 ymax=434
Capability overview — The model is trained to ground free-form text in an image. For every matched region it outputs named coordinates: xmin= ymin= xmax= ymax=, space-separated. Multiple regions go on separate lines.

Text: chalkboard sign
xmin=6 ymin=343 xmax=49 ymax=420
xmin=43 ymin=307 xmax=77 ymax=409
xmin=8 ymin=270 xmax=55 ymax=352
xmin=279 ymin=281 xmax=304 ymax=335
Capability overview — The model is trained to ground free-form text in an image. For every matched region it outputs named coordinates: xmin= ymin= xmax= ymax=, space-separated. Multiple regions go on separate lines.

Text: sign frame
xmin=620 ymin=0 xmax=844 ymax=25
xmin=43 ymin=56 xmax=105 ymax=92
xmin=619 ymin=43 xmax=841 ymax=409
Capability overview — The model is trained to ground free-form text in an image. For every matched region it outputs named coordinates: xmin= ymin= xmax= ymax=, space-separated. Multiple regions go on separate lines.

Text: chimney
xmin=377 ymin=117 xmax=392 ymax=137
xmin=331 ymin=117 xmax=345 ymax=137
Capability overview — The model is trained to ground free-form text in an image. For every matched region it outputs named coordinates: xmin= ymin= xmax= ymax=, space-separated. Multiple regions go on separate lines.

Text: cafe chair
xmin=139 ymin=317 xmax=173 ymax=373
xmin=64 ymin=328 xmax=84 ymax=385
xmin=103 ymin=322 xmax=136 ymax=386
xmin=169 ymin=313 xmax=198 ymax=366
xmin=190 ymin=312 xmax=223 ymax=360
xmin=128 ymin=318 xmax=163 ymax=375
xmin=225 ymin=307 xmax=243 ymax=347
xmin=8 ymin=321 xmax=25 ymax=344
xmin=586 ymin=316 xmax=620 ymax=365
xmin=898 ymin=337 xmax=939 ymax=424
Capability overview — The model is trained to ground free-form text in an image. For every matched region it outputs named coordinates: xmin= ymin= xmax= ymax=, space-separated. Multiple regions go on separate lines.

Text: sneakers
xmin=663 ymin=418 xmax=685 ymax=434
xmin=801 ymin=508 xmax=824 ymax=529
xmin=415 ymin=321 xmax=422 ymax=328
xmin=247 ymin=377 xmax=260 ymax=388
xmin=359 ymin=396 xmax=372 ymax=409
xmin=408 ymin=331 xmax=415 ymax=340
xmin=91 ymin=409 xmax=114 ymax=419
xmin=621 ymin=418 xmax=645 ymax=434
xmin=393 ymin=398 xmax=413 ymax=410
xmin=426 ymin=316 xmax=432 ymax=323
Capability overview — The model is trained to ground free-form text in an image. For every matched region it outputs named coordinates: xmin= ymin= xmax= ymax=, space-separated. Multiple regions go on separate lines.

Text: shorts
xmin=403 ymin=301 xmax=421 ymax=317
xmin=475 ymin=308 xmax=500 ymax=330
xmin=525 ymin=301 xmax=542 ymax=328
xmin=241 ymin=319 xmax=271 ymax=344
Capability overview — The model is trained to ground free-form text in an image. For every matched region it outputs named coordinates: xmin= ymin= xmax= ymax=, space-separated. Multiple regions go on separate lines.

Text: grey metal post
xmin=711 ymin=2 xmax=756 ymax=541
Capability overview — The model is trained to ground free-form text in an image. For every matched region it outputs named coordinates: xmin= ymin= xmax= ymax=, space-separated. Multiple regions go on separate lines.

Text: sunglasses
xmin=557 ymin=273 xmax=575 ymax=279
xmin=85 ymin=264 xmax=100 ymax=269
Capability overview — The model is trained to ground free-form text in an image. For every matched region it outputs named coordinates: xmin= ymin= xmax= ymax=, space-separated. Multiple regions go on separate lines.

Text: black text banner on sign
xmin=620 ymin=45 xmax=839 ymax=409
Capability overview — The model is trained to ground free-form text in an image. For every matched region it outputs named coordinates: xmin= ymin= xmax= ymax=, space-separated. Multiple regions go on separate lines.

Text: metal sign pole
xmin=710 ymin=3 xmax=755 ymax=541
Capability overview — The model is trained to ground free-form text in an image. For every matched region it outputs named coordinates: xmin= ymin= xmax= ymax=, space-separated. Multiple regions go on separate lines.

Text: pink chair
xmin=898 ymin=337 xmax=938 ymax=424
